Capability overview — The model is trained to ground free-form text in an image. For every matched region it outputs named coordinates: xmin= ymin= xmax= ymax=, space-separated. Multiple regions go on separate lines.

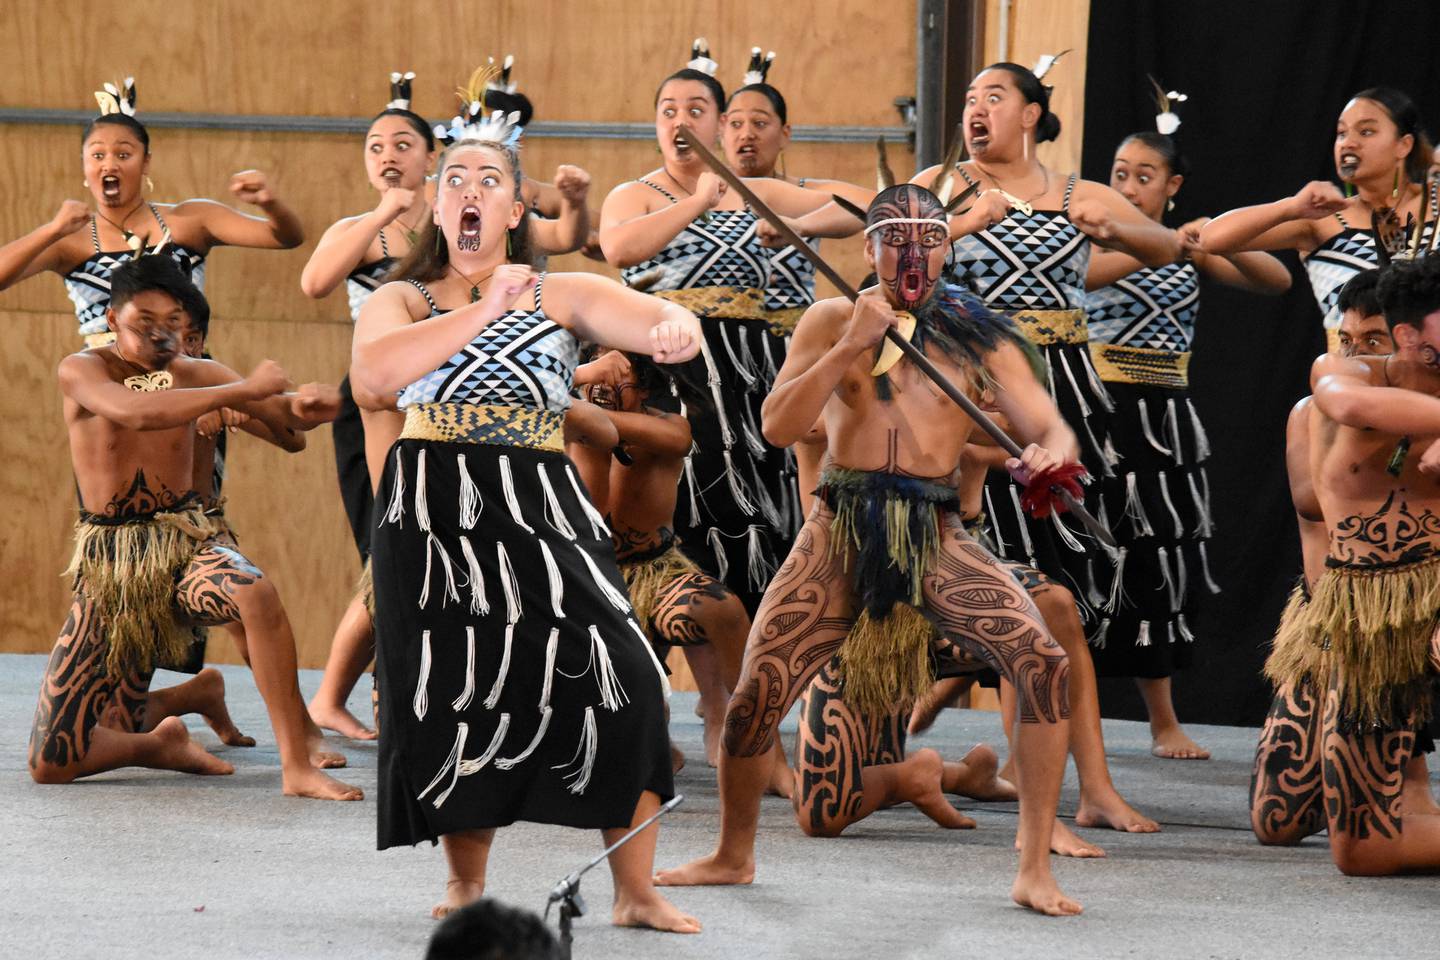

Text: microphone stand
xmin=543 ymin=794 xmax=684 ymax=958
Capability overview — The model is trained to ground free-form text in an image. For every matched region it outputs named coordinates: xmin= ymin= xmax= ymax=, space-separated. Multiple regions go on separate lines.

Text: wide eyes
xmin=880 ymin=227 xmax=947 ymax=247
xmin=445 ymin=174 xmax=463 ymax=187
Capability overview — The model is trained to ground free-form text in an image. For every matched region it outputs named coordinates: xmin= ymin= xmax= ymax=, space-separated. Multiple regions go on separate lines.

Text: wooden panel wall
xmin=0 ymin=2 xmax=922 ymax=672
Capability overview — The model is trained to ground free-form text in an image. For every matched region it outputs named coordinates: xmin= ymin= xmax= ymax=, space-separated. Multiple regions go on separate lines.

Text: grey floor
xmin=2 ymin=654 xmax=1437 ymax=960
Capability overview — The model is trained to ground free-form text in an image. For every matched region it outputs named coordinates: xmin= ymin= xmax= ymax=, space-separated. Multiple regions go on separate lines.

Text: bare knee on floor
xmin=28 ymin=757 xmax=78 ymax=785
xmin=1329 ymin=832 xmax=1401 ymax=876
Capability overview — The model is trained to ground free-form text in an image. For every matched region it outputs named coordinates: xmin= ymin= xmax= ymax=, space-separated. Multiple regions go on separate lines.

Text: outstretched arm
xmin=1199 ymin=182 xmax=1347 ymax=255
xmin=545 ymin=272 xmax=701 ymax=364
xmin=599 ymin=179 xmax=716 ymax=268
xmin=58 ymin=353 xmax=283 ymax=431
xmin=1069 ymin=183 xmax=1180 ymax=267
xmin=178 ymin=170 xmax=304 ymax=250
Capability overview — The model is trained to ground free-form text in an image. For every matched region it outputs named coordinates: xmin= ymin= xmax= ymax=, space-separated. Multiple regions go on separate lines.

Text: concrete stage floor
xmin=2 ymin=654 xmax=1437 ymax=959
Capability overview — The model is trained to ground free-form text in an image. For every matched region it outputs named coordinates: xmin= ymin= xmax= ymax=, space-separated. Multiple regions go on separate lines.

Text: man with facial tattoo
xmin=28 ymin=255 xmax=363 ymax=801
xmin=1254 ymin=255 xmax=1440 ymax=874
xmin=657 ymin=184 xmax=1087 ymax=916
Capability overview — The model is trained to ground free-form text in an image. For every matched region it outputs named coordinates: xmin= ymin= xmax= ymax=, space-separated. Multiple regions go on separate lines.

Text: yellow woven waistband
xmin=766 ymin=305 xmax=806 ymax=336
xmin=1010 ymin=309 xmax=1088 ymax=346
xmin=653 ymin=286 xmax=768 ymax=321
xmin=400 ymin=403 xmax=564 ymax=451
xmin=1088 ymin=343 xmax=1192 ymax=389
xmin=84 ymin=331 xmax=118 ymax=349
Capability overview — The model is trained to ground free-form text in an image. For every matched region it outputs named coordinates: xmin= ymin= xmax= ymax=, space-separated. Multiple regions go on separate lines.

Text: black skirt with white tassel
xmin=1088 ymin=381 xmax=1219 ymax=678
xmin=673 ymin=315 xmax=799 ymax=615
xmin=982 ymin=324 xmax=1118 ymax=632
xmin=372 ymin=427 xmax=673 ymax=847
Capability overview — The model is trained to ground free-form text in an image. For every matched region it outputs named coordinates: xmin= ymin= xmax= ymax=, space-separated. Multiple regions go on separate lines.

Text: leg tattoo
xmin=1250 ymin=677 xmax=1325 ymax=844
xmin=1322 ymin=678 xmax=1412 ymax=844
xmin=174 ymin=542 xmax=263 ymax=626
xmin=793 ymin=658 xmax=868 ymax=835
xmin=30 ymin=597 xmax=151 ymax=774
xmin=723 ymin=517 xmax=856 ymax=758
xmin=650 ymin=572 xmax=740 ymax=648
xmin=924 ymin=521 xmax=1070 ymax=725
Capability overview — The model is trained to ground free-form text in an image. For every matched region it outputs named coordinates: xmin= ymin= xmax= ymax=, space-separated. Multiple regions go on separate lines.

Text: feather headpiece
xmin=742 ymin=47 xmax=775 ymax=86
xmin=686 ymin=37 xmax=718 ymax=76
xmin=387 ymin=71 xmax=416 ymax=111
xmin=433 ymin=61 xmax=523 ymax=149
xmin=1149 ymin=75 xmax=1188 ymax=136
xmin=488 ymin=55 xmax=517 ymax=95
xmin=94 ymin=77 xmax=138 ymax=117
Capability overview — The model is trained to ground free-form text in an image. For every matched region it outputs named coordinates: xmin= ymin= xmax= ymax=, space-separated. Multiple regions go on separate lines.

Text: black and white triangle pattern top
xmin=764 ymin=177 xmax=817 ymax=312
xmin=345 ymin=229 xmax=398 ymax=323
xmin=1304 ymin=218 xmax=1377 ymax=331
xmin=618 ymin=180 xmax=770 ymax=292
xmin=63 ymin=204 xmax=206 ymax=337
xmin=947 ymin=171 xmax=1089 ymax=312
xmin=397 ymin=273 xmax=577 ymax=413
xmin=1087 ymin=261 xmax=1200 ymax=353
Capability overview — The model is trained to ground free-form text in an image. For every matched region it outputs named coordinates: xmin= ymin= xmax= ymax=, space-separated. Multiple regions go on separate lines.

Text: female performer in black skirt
xmin=1087 ymin=124 xmax=1290 ymax=759
xmin=352 ymin=101 xmax=703 ymax=932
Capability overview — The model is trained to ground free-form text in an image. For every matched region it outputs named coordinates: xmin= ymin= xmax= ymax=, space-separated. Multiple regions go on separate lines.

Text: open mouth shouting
xmin=898 ymin=265 xmax=929 ymax=305
xmin=381 ymin=166 xmax=402 ymax=186
xmin=968 ymin=119 xmax=991 ymax=153
xmin=673 ymin=131 xmax=692 ymax=155
xmin=1338 ymin=151 xmax=1361 ymax=179
xmin=456 ymin=205 xmax=483 ymax=251
xmin=100 ymin=175 xmax=122 ymax=200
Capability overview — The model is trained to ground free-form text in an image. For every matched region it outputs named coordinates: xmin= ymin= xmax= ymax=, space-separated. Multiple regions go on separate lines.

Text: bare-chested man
xmin=1252 ymin=255 xmax=1440 ymax=872
xmin=570 ymin=348 xmax=792 ymax=792
xmin=28 ymin=255 xmax=361 ymax=800
xmin=658 ymin=184 xmax=1084 ymax=915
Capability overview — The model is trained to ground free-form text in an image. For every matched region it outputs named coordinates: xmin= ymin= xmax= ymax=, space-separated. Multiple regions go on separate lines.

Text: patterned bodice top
xmin=64 ymin=204 xmax=206 ymax=337
xmin=947 ymin=171 xmax=1090 ymax=312
xmin=345 ymin=228 xmax=398 ymax=323
xmin=1087 ymin=261 xmax=1201 ymax=353
xmin=618 ymin=180 xmax=770 ymax=292
xmin=764 ymin=177 xmax=817 ymax=313
xmin=396 ymin=273 xmax=577 ymax=413
xmin=1304 ymin=222 xmax=1377 ymax=331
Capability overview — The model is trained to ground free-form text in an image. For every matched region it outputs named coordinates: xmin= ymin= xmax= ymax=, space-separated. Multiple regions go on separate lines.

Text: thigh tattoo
xmin=794 ymin=657 xmax=867 ymax=833
xmin=650 ymin=572 xmax=734 ymax=648
xmin=174 ymin=543 xmax=262 ymax=627
xmin=925 ymin=530 xmax=1070 ymax=724
xmin=1321 ymin=679 xmax=1413 ymax=842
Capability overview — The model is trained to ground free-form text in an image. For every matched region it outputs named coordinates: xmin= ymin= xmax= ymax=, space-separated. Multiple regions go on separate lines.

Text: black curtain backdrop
xmin=1081 ymin=0 xmax=1440 ymax=726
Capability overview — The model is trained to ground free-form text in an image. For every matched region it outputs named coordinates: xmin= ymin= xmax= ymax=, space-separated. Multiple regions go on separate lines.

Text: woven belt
xmin=1088 ymin=343 xmax=1191 ymax=390
xmin=766 ymin=305 xmax=806 ymax=336
xmin=1010 ymin=308 xmax=1089 ymax=346
xmin=653 ymin=286 xmax=768 ymax=321
xmin=400 ymin=402 xmax=564 ymax=451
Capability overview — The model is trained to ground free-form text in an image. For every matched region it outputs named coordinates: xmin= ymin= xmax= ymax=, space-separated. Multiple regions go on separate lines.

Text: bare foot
xmin=907 ymin=676 xmax=972 ymax=735
xmin=1018 ymin=819 xmax=1107 ymax=858
xmin=902 ymin=749 xmax=977 ymax=829
xmin=305 ymin=722 xmax=348 ymax=769
xmin=191 ymin=669 xmax=256 ymax=747
xmin=1151 ymin=724 xmax=1211 ymax=760
xmin=765 ymin=744 xmax=793 ymax=800
xmin=1076 ymin=788 xmax=1160 ymax=833
xmin=613 ymin=892 xmax=702 ymax=934
xmin=1011 ymin=870 xmax=1083 ymax=917
xmin=431 ymin=879 xmax=484 ymax=919
xmin=307 ymin=696 xmax=378 ymax=741
xmin=654 ymin=853 xmax=754 ymax=887
xmin=945 ymin=744 xmax=1018 ymax=802
xmin=282 ymin=765 xmax=364 ymax=801
xmin=670 ymin=741 xmax=686 ymax=774
xmin=152 ymin=717 xmax=235 ymax=775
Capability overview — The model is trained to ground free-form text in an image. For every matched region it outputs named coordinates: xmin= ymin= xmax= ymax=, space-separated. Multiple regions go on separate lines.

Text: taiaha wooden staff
xmin=680 ymin=132 xmax=1117 ymax=548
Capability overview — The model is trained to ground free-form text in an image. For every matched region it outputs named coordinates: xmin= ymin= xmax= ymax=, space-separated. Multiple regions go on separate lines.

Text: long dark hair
xmin=980 ymin=62 xmax=1061 ymax=143
xmin=1349 ymin=86 xmax=1434 ymax=184
xmin=392 ymin=140 xmax=533 ymax=284
xmin=81 ymin=114 xmax=151 ymax=153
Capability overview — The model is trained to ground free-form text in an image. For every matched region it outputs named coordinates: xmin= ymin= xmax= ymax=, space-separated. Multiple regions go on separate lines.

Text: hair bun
xmin=1037 ymin=111 xmax=1061 ymax=143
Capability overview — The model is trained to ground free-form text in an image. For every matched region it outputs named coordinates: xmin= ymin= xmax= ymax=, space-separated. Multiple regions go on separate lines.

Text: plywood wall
xmin=0 ymin=2 xmax=922 ymax=673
